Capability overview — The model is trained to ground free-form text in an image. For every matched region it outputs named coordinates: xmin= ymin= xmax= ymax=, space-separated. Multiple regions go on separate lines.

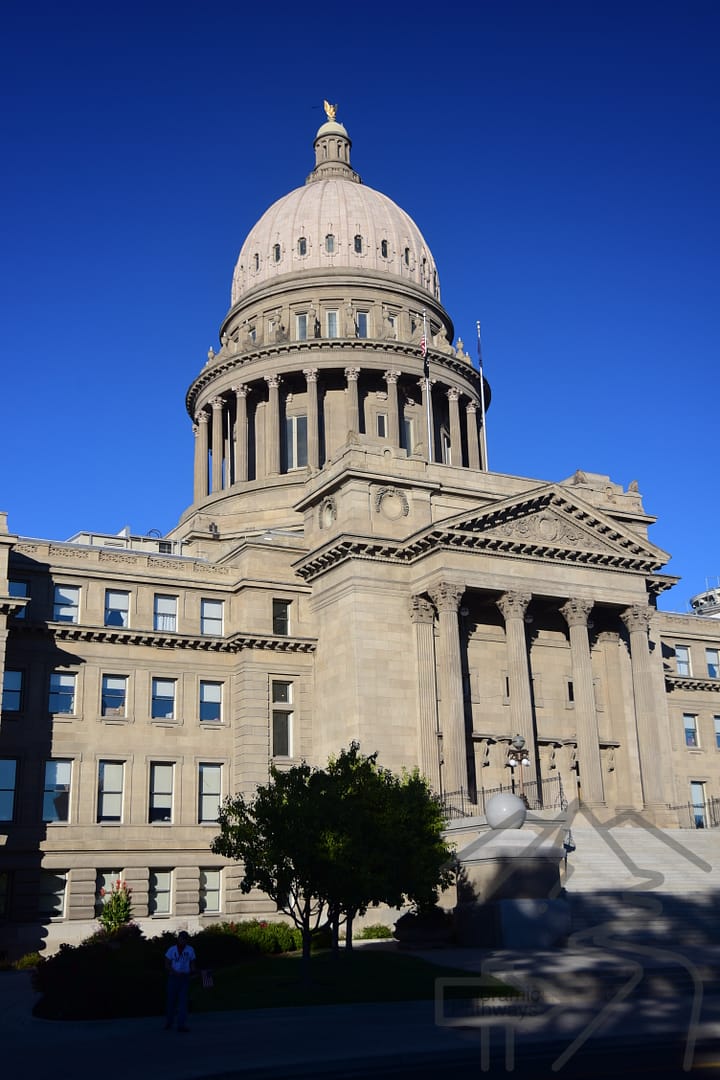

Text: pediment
xmin=419 ymin=484 xmax=670 ymax=572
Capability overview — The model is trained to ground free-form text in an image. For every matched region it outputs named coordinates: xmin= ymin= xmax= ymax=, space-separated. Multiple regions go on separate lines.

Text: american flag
xmin=420 ymin=334 xmax=427 ymax=357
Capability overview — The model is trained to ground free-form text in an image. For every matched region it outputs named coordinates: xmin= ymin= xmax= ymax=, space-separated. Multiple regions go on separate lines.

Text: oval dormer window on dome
xmin=325 ymin=234 xmax=335 ymax=254
xmin=273 ymin=244 xmax=281 ymax=263
xmin=254 ymin=253 xmax=260 ymax=271
xmin=354 ymin=234 xmax=363 ymax=254
xmin=404 ymin=247 xmax=410 ymax=266
xmin=381 ymin=239 xmax=388 ymax=258
xmin=298 ymin=237 xmax=307 ymax=256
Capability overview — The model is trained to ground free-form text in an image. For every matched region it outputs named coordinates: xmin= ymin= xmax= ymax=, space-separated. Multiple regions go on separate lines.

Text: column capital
xmin=195 ymin=410 xmax=209 ymax=425
xmin=620 ymin=605 xmax=653 ymax=635
xmin=466 ymin=399 xmax=478 ymax=415
xmin=344 ymin=366 xmax=360 ymax=382
xmin=410 ymin=595 xmax=435 ymax=624
xmin=210 ymin=396 xmax=224 ymax=410
xmin=497 ymin=591 xmax=532 ymax=621
xmin=560 ymin=598 xmax=594 ymax=628
xmin=417 ymin=377 xmax=436 ymax=392
xmin=384 ymin=369 xmax=401 ymax=385
xmin=447 ymin=386 xmax=461 ymax=402
xmin=303 ymin=368 xmax=319 ymax=383
xmin=265 ymin=375 xmax=282 ymax=390
xmin=231 ymin=383 xmax=250 ymax=398
xmin=428 ymin=581 xmax=464 ymax=613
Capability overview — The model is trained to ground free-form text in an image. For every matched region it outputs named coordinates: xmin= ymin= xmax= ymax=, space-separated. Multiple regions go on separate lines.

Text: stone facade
xmin=1 ymin=111 xmax=719 ymax=957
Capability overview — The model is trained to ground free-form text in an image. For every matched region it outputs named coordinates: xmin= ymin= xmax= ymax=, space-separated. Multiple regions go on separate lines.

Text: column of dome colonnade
xmin=190 ymin=367 xmax=485 ymax=501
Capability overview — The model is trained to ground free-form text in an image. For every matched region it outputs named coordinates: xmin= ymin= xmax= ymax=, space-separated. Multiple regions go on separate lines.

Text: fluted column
xmin=560 ymin=599 xmax=604 ymax=805
xmin=496 ymin=591 xmax=537 ymax=788
xmin=383 ymin=370 xmax=401 ymax=447
xmin=418 ymin=377 xmax=436 ymax=462
xmin=193 ymin=411 xmax=209 ymax=501
xmin=448 ymin=387 xmax=462 ymax=466
xmin=344 ymin=367 xmax=360 ymax=434
xmin=210 ymin=396 xmax=224 ymax=493
xmin=304 ymin=368 xmax=319 ymax=469
xmin=410 ymin=595 xmax=441 ymax=791
xmin=265 ymin=375 xmax=281 ymax=476
xmin=232 ymin=385 xmax=249 ymax=484
xmin=429 ymin=582 xmax=468 ymax=796
xmin=466 ymin=401 xmax=481 ymax=471
xmin=620 ymin=605 xmax=668 ymax=809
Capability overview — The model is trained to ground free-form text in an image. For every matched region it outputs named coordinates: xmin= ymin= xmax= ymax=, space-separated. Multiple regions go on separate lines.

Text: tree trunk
xmin=345 ymin=912 xmax=354 ymax=951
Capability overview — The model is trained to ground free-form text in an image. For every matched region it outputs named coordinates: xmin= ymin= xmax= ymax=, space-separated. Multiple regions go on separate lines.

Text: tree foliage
xmin=212 ymin=744 xmax=454 ymax=970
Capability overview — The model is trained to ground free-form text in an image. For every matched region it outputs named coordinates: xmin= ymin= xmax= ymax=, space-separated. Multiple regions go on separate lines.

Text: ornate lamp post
xmin=507 ymin=733 xmax=531 ymax=807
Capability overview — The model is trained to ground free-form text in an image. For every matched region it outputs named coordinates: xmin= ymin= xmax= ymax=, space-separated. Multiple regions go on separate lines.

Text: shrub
xmin=356 ymin=923 xmax=393 ymax=940
xmin=14 ymin=951 xmax=43 ymax=970
xmin=97 ymin=879 xmax=133 ymax=935
xmin=201 ymin=919 xmax=302 ymax=955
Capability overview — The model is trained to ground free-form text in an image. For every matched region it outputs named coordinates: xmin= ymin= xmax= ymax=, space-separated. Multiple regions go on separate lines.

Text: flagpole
xmin=422 ymin=310 xmax=433 ymax=462
xmin=476 ymin=320 xmax=489 ymax=470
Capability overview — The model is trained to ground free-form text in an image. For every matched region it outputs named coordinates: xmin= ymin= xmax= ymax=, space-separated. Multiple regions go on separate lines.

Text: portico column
xmin=496 ymin=591 xmax=537 ymax=788
xmin=447 ymin=387 xmax=462 ymax=466
xmin=210 ymin=396 xmax=224 ymax=493
xmin=265 ymin=375 xmax=281 ymax=476
xmin=418 ymin=377 xmax=436 ymax=462
xmin=344 ymin=367 xmax=360 ymax=434
xmin=383 ymin=370 xmax=401 ymax=447
xmin=466 ymin=401 xmax=481 ymax=471
xmin=560 ymin=599 xmax=605 ymax=805
xmin=193 ymin=411 xmax=209 ymax=501
xmin=303 ymin=368 xmax=319 ymax=469
xmin=620 ymin=606 xmax=669 ymax=810
xmin=428 ymin=582 xmax=468 ymax=797
xmin=410 ymin=595 xmax=441 ymax=792
xmin=232 ymin=385 xmax=249 ymax=484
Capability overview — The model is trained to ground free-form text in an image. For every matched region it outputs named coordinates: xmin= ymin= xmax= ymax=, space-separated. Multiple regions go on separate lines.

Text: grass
xmin=187 ymin=946 xmax=514 ymax=1012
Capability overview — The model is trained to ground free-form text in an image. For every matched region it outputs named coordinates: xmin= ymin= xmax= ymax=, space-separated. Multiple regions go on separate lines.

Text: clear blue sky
xmin=1 ymin=1 xmax=718 ymax=612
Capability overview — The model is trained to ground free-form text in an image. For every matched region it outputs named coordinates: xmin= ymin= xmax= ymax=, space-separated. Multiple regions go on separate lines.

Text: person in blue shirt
xmin=164 ymin=930 xmax=197 ymax=1031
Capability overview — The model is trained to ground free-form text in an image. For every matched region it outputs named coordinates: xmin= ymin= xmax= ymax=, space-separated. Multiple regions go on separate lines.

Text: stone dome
xmin=230 ymin=115 xmax=440 ymax=307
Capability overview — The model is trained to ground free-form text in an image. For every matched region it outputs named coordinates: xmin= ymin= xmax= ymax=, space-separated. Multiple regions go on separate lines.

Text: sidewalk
xmin=2 ymin=939 xmax=719 ymax=1079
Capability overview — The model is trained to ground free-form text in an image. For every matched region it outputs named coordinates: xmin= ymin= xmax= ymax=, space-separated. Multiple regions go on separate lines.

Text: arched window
xmin=273 ymin=244 xmax=281 ymax=263
xmin=381 ymin=239 xmax=388 ymax=258
xmin=254 ymin=253 xmax=259 ymax=271
xmin=325 ymin=234 xmax=335 ymax=254
xmin=354 ymin=234 xmax=362 ymax=254
xmin=298 ymin=237 xmax=307 ymax=256
xmin=404 ymin=247 xmax=410 ymax=266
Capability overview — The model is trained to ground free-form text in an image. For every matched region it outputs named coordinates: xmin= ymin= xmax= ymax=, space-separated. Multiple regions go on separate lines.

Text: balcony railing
xmin=441 ymin=776 xmax=568 ymax=821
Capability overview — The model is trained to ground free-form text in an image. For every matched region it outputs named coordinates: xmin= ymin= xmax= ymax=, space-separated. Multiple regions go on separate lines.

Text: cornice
xmin=665 ymin=674 xmax=720 ymax=693
xmin=12 ymin=623 xmax=316 ymax=654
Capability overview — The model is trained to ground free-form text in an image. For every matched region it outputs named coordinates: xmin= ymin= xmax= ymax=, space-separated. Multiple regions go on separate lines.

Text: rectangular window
xmin=101 ymin=675 xmax=127 ymax=717
xmin=684 ymin=713 xmax=699 ymax=748
xmin=38 ymin=870 xmax=67 ymax=919
xmin=149 ymin=869 xmax=172 ymax=915
xmin=2 ymin=670 xmax=22 ymax=713
xmin=706 ymin=648 xmax=719 ymax=678
xmin=675 ymin=645 xmax=691 ymax=676
xmin=271 ymin=680 xmax=293 ymax=758
xmin=284 ymin=414 xmax=308 ymax=470
xmin=151 ymin=678 xmax=176 ymax=720
xmin=376 ymin=413 xmax=387 ymax=439
xmin=402 ymin=416 xmax=415 ymax=452
xmin=441 ymin=431 xmax=452 ymax=465
xmin=714 ymin=716 xmax=720 ymax=750
xmin=200 ymin=868 xmax=221 ymax=914
xmin=326 ymin=309 xmax=338 ymax=338
xmin=153 ymin=594 xmax=177 ymax=632
xmin=9 ymin=579 xmax=28 ymax=619
xmin=0 ymin=871 xmax=9 ymax=917
xmin=296 ymin=313 xmax=308 ymax=341
xmin=104 ymin=589 xmax=129 ymax=628
xmin=43 ymin=760 xmax=72 ymax=822
xmin=0 ymin=760 xmax=17 ymax=822
xmin=198 ymin=763 xmax=221 ymax=823
xmin=272 ymin=598 xmax=291 ymax=636
xmin=199 ymin=681 xmax=222 ymax=723
xmin=200 ymin=598 xmax=224 ymax=635
xmin=53 ymin=584 xmax=79 ymax=623
xmin=149 ymin=762 xmax=173 ymax=823
xmin=356 ymin=311 xmax=369 ymax=338
xmin=49 ymin=672 xmax=76 ymax=715
xmin=95 ymin=869 xmax=122 ymax=916
xmin=97 ymin=761 xmax=124 ymax=823
xmin=690 ymin=781 xmax=707 ymax=829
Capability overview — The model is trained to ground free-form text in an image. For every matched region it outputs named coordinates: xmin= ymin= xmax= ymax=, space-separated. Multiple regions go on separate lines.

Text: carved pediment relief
xmin=433 ymin=485 xmax=670 ymax=572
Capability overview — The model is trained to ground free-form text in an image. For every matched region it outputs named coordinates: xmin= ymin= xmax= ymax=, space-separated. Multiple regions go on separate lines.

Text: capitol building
xmin=1 ymin=106 xmax=719 ymax=955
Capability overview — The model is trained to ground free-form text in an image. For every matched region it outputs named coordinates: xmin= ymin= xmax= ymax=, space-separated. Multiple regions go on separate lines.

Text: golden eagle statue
xmin=323 ymin=100 xmax=338 ymax=122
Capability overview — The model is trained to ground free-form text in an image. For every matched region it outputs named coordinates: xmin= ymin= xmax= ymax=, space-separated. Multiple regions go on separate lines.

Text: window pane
xmin=272 ymin=682 xmax=291 ymax=704
xmin=326 ymin=310 xmax=338 ymax=338
xmin=272 ymin=711 xmax=290 ymax=757
xmin=201 ymin=599 xmax=223 ymax=635
xmin=149 ymin=869 xmax=172 ymax=914
xmin=102 ymin=675 xmax=127 ymax=716
xmin=707 ymin=649 xmax=719 ymax=678
xmin=715 ymin=716 xmax=720 ymax=750
xmin=54 ymin=585 xmax=79 ymax=622
xmin=38 ymin=870 xmax=67 ymax=918
xmin=98 ymin=761 xmax=124 ymax=822
xmin=273 ymin=599 xmax=290 ymax=635
xmin=9 ymin=580 xmax=28 ymax=619
xmin=684 ymin=715 xmax=698 ymax=748
xmin=49 ymin=673 xmax=76 ymax=714
xmin=199 ymin=763 xmax=221 ymax=823
xmin=200 ymin=682 xmax=222 ymax=722
xmin=95 ymin=869 xmax=122 ymax=915
xmin=2 ymin=670 xmax=22 ymax=712
xmin=296 ymin=313 xmax=307 ymax=341
xmin=356 ymin=311 xmax=368 ymax=338
xmin=43 ymin=760 xmax=71 ymax=822
xmin=152 ymin=679 xmax=175 ymax=719
xmin=154 ymin=595 xmax=177 ymax=631
xmin=150 ymin=763 xmax=173 ymax=822
xmin=0 ymin=759 xmax=17 ymax=821
xmin=200 ymin=869 xmax=221 ymax=913
xmin=105 ymin=590 xmax=129 ymax=627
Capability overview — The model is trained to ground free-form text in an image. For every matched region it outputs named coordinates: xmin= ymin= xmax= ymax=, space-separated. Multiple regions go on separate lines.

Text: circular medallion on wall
xmin=374 ymin=486 xmax=409 ymax=521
